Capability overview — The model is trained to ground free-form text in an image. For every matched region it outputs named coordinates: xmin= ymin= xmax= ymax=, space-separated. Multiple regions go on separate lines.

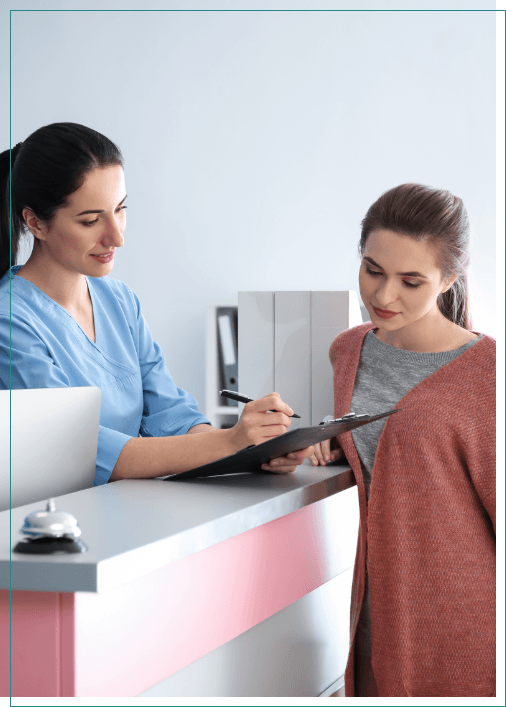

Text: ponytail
xmin=437 ymin=274 xmax=472 ymax=330
xmin=0 ymin=142 xmax=24 ymax=279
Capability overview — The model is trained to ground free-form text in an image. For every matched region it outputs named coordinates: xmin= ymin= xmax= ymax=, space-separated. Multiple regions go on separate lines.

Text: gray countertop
xmin=0 ymin=461 xmax=355 ymax=594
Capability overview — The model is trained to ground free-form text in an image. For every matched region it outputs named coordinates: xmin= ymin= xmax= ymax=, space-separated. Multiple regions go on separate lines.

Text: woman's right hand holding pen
xmin=227 ymin=392 xmax=315 ymax=473
xmin=228 ymin=392 xmax=296 ymax=448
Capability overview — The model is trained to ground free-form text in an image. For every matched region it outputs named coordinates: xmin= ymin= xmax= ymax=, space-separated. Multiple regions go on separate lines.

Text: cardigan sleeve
xmin=479 ymin=489 xmax=495 ymax=532
xmin=465 ymin=415 xmax=496 ymax=532
xmin=456 ymin=341 xmax=496 ymax=532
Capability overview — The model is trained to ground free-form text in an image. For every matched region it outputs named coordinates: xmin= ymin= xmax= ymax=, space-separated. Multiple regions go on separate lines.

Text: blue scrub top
xmin=0 ymin=266 xmax=210 ymax=485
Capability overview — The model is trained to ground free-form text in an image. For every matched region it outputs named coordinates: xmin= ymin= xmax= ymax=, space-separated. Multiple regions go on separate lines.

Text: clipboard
xmin=166 ymin=408 xmax=402 ymax=480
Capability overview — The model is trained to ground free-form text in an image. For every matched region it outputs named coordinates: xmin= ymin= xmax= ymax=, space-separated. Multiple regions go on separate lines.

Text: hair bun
xmin=12 ymin=142 xmax=23 ymax=162
xmin=0 ymin=142 xmax=23 ymax=169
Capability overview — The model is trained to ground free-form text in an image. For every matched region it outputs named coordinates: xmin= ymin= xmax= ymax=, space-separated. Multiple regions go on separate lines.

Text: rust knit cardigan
xmin=329 ymin=323 xmax=496 ymax=698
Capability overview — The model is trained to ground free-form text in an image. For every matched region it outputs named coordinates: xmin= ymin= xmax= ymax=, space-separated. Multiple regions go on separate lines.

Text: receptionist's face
xmin=36 ymin=165 xmax=126 ymax=278
xmin=359 ymin=229 xmax=455 ymax=332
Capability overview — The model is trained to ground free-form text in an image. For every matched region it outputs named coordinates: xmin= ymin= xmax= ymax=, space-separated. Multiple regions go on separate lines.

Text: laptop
xmin=0 ymin=387 xmax=101 ymax=512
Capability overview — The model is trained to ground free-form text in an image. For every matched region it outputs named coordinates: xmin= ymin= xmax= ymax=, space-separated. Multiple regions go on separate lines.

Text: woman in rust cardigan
xmin=312 ymin=184 xmax=495 ymax=697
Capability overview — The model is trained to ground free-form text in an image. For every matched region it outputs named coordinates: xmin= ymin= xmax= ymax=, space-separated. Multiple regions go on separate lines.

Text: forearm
xmin=109 ymin=427 xmax=235 ymax=481
xmin=186 ymin=423 xmax=216 ymax=434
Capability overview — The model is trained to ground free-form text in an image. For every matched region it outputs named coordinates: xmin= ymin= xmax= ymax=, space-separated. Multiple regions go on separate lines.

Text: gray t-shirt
xmin=352 ymin=329 xmax=483 ymax=656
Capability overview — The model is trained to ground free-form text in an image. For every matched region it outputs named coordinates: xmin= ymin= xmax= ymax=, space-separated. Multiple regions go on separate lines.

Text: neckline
xmin=369 ymin=326 xmax=482 ymax=355
xmin=353 ymin=324 xmax=489 ymax=405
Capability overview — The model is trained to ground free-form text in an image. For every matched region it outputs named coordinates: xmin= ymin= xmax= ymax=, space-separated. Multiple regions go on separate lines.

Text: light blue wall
xmin=3 ymin=4 xmax=496 ymax=408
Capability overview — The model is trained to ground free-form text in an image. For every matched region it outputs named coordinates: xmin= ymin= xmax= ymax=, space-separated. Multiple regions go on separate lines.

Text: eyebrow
xmin=363 ymin=256 xmax=428 ymax=280
xmin=75 ymin=194 xmax=127 ymax=216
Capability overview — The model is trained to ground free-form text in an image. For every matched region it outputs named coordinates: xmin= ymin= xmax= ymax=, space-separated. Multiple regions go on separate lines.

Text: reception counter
xmin=0 ymin=461 xmax=359 ymax=697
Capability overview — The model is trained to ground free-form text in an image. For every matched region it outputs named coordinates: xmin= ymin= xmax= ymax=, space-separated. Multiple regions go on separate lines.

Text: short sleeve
xmin=95 ymin=426 xmax=132 ymax=486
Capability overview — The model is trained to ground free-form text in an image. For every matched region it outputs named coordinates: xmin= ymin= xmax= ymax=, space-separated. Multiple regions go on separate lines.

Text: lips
xmin=90 ymin=251 xmax=115 ymax=264
xmin=372 ymin=305 xmax=399 ymax=319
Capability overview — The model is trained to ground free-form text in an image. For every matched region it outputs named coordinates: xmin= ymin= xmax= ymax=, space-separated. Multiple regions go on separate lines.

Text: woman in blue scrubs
xmin=0 ymin=123 xmax=313 ymax=485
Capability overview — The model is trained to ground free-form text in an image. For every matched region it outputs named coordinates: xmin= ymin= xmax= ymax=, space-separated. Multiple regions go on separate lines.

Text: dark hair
xmin=0 ymin=122 xmax=123 ymax=279
xmin=359 ymin=183 xmax=472 ymax=330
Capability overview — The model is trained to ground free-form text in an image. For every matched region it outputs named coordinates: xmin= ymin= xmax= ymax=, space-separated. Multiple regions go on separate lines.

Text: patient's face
xmin=359 ymin=229 xmax=454 ymax=333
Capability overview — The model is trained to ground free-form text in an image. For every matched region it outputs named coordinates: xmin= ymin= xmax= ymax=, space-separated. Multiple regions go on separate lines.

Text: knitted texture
xmin=329 ymin=323 xmax=496 ymax=697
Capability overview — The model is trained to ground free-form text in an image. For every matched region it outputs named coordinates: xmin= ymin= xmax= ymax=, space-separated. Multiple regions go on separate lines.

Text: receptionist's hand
xmin=228 ymin=392 xmax=314 ymax=474
xmin=229 ymin=392 xmax=294 ymax=449
xmin=309 ymin=438 xmax=344 ymax=467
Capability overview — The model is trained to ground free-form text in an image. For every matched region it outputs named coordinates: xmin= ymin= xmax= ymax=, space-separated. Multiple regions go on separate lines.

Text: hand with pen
xmin=225 ymin=392 xmax=315 ymax=474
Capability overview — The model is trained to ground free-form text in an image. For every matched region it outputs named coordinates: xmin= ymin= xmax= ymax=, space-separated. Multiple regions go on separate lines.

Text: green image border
xmin=0 ymin=5 xmax=506 ymax=707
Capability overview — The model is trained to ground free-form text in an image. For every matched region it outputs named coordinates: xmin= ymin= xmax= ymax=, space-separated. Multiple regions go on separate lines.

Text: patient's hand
xmin=309 ymin=438 xmax=344 ymax=466
xmin=260 ymin=446 xmax=315 ymax=474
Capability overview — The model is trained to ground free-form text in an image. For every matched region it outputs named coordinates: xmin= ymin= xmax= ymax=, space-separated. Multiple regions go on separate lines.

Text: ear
xmin=440 ymin=274 xmax=458 ymax=295
xmin=22 ymin=208 xmax=48 ymax=242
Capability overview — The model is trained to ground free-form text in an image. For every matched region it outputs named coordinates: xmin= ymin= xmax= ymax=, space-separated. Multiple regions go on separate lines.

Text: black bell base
xmin=13 ymin=537 xmax=88 ymax=555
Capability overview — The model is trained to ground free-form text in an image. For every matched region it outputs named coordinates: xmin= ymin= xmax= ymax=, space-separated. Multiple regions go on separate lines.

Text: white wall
xmin=2 ymin=3 xmax=496 ymax=409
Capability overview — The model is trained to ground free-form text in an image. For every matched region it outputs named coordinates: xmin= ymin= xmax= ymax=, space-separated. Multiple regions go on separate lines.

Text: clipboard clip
xmin=319 ymin=412 xmax=368 ymax=425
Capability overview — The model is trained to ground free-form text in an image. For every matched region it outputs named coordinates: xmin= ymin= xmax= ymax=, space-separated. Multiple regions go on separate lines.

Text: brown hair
xmin=359 ymin=183 xmax=472 ymax=330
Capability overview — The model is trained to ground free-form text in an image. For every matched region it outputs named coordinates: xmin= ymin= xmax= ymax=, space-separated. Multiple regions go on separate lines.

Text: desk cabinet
xmin=1 ymin=465 xmax=358 ymax=697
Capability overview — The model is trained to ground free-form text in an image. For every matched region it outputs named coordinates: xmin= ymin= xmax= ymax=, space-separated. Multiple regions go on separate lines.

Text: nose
xmin=374 ymin=278 xmax=399 ymax=309
xmin=101 ymin=215 xmax=125 ymax=248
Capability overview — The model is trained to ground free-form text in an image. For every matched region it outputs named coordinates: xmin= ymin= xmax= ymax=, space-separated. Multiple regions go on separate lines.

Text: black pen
xmin=219 ymin=390 xmax=301 ymax=418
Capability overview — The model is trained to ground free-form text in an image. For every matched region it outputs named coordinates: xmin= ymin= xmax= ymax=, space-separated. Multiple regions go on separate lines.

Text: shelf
xmin=205 ymin=301 xmax=239 ymax=429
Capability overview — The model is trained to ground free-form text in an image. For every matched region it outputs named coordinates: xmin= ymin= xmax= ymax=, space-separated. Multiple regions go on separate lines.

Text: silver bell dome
xmin=20 ymin=499 xmax=82 ymax=539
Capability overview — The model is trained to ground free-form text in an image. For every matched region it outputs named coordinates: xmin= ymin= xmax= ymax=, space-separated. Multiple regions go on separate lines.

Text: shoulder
xmin=329 ymin=323 xmax=375 ymax=367
xmin=434 ymin=333 xmax=496 ymax=410
xmin=0 ymin=272 xmax=42 ymax=324
xmin=466 ymin=332 xmax=496 ymax=375
xmin=0 ymin=270 xmax=13 ymax=310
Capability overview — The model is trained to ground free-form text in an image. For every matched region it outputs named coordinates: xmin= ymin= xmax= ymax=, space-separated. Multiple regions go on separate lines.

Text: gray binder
xmin=217 ymin=307 xmax=238 ymax=405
